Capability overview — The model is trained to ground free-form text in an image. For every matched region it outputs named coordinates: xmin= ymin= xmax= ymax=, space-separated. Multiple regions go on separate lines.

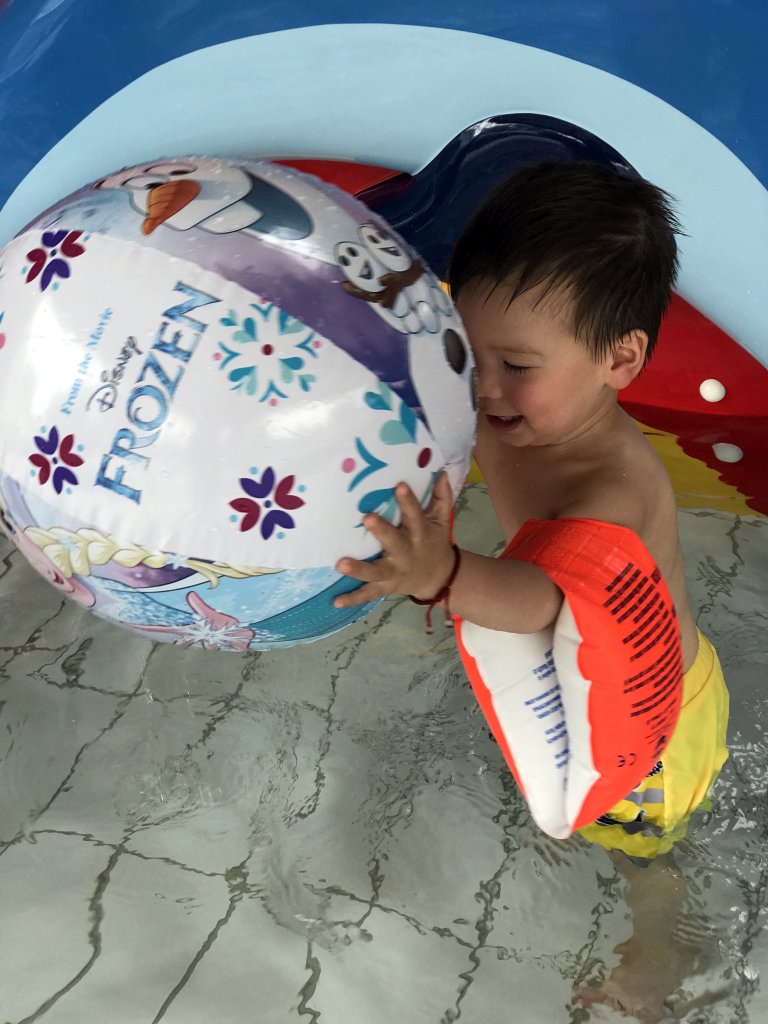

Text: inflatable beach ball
xmin=0 ymin=157 xmax=476 ymax=650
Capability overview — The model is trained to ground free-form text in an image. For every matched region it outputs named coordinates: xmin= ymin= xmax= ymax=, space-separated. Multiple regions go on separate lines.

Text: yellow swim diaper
xmin=578 ymin=630 xmax=729 ymax=861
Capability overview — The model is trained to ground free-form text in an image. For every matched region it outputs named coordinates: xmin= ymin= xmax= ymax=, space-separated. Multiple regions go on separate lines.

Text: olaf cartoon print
xmin=335 ymin=220 xmax=475 ymax=466
xmin=96 ymin=159 xmax=313 ymax=239
xmin=336 ymin=222 xmax=454 ymax=336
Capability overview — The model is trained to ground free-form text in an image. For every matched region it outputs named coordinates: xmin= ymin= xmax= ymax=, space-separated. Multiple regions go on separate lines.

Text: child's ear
xmin=607 ymin=329 xmax=648 ymax=389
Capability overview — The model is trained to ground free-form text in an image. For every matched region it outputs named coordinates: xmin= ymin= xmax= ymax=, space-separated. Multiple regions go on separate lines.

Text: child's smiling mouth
xmin=487 ymin=414 xmax=524 ymax=431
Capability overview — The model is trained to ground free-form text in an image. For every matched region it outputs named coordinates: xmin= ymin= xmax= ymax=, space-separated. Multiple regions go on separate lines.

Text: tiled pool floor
xmin=1 ymin=491 xmax=767 ymax=1023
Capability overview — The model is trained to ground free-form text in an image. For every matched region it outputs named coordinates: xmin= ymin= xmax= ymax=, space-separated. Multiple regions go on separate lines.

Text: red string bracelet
xmin=409 ymin=544 xmax=462 ymax=634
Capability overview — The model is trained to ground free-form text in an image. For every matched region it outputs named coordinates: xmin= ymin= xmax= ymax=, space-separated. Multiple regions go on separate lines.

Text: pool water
xmin=1 ymin=486 xmax=767 ymax=1023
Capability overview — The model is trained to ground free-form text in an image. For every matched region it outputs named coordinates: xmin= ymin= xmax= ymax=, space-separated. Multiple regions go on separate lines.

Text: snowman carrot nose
xmin=142 ymin=178 xmax=201 ymax=234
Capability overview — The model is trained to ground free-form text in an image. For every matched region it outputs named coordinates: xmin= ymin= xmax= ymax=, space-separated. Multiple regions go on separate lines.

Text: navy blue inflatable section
xmin=361 ymin=114 xmax=635 ymax=280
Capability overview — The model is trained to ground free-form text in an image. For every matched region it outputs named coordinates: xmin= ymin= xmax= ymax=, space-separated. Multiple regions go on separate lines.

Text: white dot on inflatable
xmin=712 ymin=443 xmax=743 ymax=463
xmin=700 ymin=378 xmax=726 ymax=402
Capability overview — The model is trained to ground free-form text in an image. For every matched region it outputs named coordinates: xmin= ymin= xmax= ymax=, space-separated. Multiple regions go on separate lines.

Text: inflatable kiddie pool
xmin=2 ymin=129 xmax=764 ymax=841
xmin=1 ymin=36 xmax=766 ymax=838
xmin=0 ymin=9 xmax=767 ymax=1021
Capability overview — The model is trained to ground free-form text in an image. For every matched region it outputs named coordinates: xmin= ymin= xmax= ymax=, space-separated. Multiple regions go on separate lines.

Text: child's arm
xmin=333 ymin=474 xmax=563 ymax=634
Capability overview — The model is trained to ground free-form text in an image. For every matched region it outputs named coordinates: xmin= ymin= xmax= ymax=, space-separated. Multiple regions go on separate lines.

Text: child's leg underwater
xmin=576 ymin=850 xmax=718 ymax=1023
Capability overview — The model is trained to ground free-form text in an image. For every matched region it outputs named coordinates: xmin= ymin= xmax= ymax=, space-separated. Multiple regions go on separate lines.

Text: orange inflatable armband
xmin=455 ymin=518 xmax=684 ymax=838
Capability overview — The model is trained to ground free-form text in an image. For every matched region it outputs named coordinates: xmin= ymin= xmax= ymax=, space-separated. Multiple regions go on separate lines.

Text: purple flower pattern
xmin=229 ymin=467 xmax=305 ymax=539
xmin=26 ymin=230 xmax=86 ymax=291
xmin=29 ymin=426 xmax=84 ymax=493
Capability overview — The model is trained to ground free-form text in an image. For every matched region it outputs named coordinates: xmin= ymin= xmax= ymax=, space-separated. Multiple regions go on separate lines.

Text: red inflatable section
xmin=622 ymin=295 xmax=768 ymax=516
xmin=274 ymin=158 xmax=402 ymax=197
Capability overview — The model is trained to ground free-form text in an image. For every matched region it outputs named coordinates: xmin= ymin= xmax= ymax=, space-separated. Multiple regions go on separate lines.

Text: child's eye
xmin=502 ymin=361 xmax=530 ymax=375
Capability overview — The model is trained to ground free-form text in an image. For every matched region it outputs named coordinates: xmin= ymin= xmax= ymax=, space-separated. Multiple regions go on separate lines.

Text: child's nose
xmin=476 ymin=364 xmax=502 ymax=400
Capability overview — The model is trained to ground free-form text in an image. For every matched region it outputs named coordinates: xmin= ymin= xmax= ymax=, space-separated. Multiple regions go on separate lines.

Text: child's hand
xmin=334 ymin=472 xmax=455 ymax=607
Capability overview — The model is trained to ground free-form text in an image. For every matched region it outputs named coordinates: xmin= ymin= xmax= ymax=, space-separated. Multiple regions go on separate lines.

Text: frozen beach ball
xmin=0 ymin=157 xmax=476 ymax=650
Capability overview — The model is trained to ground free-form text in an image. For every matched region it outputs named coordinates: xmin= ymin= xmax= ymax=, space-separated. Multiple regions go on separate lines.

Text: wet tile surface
xmin=1 ymin=491 xmax=767 ymax=1023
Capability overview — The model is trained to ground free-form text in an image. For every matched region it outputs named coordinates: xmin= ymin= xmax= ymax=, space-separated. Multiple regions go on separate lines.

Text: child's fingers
xmin=425 ymin=471 xmax=453 ymax=525
xmin=334 ymin=556 xmax=384 ymax=583
xmin=333 ymin=582 xmax=383 ymax=609
xmin=395 ymin=482 xmax=426 ymax=535
xmin=362 ymin=512 xmax=405 ymax=553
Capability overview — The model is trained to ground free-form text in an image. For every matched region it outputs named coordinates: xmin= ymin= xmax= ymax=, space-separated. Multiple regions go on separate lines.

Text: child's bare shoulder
xmin=555 ymin=419 xmax=676 ymax=539
xmin=553 ymin=418 xmax=700 ymax=666
xmin=477 ymin=411 xmax=677 ymax=545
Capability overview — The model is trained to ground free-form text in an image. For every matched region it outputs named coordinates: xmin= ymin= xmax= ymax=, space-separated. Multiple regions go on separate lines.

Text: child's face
xmin=456 ymin=279 xmax=617 ymax=448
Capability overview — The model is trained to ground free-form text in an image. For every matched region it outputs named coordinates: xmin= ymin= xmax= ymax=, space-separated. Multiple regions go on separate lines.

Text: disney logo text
xmin=86 ymin=336 xmax=143 ymax=412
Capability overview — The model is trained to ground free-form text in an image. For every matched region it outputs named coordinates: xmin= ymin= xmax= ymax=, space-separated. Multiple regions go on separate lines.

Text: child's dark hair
xmin=448 ymin=161 xmax=681 ymax=361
